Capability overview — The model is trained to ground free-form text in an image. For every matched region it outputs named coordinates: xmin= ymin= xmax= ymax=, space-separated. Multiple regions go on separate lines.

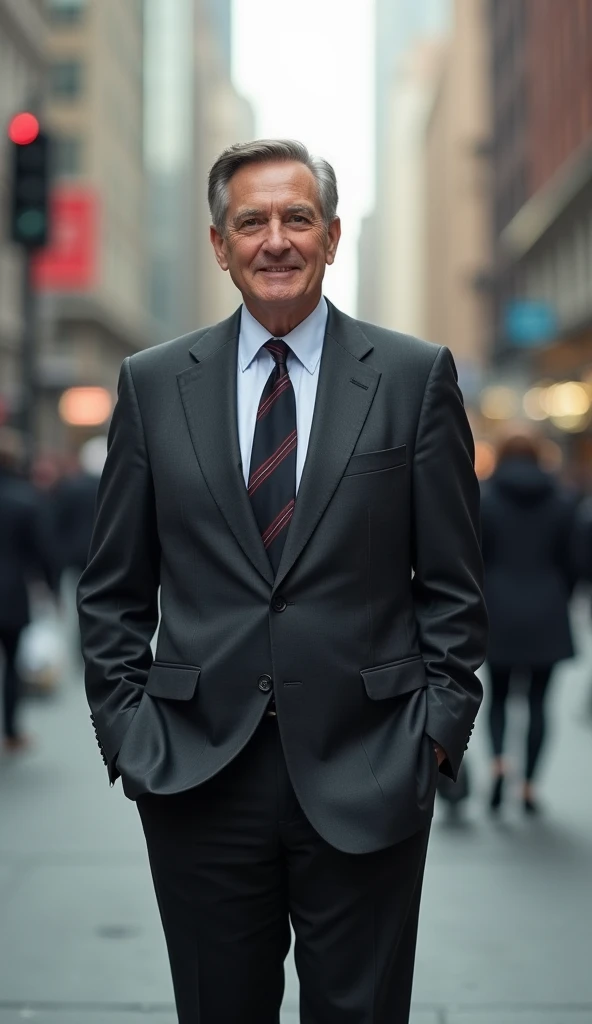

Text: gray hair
xmin=208 ymin=139 xmax=339 ymax=235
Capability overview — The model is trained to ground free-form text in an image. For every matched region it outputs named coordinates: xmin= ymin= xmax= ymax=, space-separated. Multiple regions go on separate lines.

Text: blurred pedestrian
xmin=0 ymin=430 xmax=58 ymax=753
xmin=51 ymin=437 xmax=105 ymax=585
xmin=51 ymin=437 xmax=105 ymax=680
xmin=570 ymin=492 xmax=592 ymax=721
xmin=480 ymin=431 xmax=577 ymax=815
xmin=78 ymin=139 xmax=486 ymax=1024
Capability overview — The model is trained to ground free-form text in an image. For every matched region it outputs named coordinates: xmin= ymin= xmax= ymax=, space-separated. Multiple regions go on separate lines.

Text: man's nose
xmin=263 ymin=220 xmax=290 ymax=255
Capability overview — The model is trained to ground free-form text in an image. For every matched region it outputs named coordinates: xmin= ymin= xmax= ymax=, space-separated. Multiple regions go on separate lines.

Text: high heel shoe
xmin=489 ymin=775 xmax=504 ymax=812
xmin=522 ymin=788 xmax=540 ymax=815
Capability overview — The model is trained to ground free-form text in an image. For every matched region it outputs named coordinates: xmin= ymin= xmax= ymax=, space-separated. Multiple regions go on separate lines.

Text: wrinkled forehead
xmin=227 ymin=160 xmax=322 ymax=216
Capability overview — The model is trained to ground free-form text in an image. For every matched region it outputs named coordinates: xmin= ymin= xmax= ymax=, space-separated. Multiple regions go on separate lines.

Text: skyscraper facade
xmin=145 ymin=0 xmax=253 ymax=341
xmin=37 ymin=0 xmax=150 ymax=451
xmin=358 ymin=0 xmax=451 ymax=323
xmin=491 ymin=0 xmax=592 ymax=372
xmin=425 ymin=0 xmax=492 ymax=403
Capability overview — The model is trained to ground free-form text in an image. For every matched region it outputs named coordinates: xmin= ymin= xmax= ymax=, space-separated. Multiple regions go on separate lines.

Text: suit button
xmin=272 ymin=595 xmax=287 ymax=613
xmin=258 ymin=674 xmax=273 ymax=693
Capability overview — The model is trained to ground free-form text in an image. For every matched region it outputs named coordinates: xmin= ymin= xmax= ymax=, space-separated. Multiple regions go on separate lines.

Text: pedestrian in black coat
xmin=50 ymin=437 xmax=105 ymax=583
xmin=51 ymin=470 xmax=100 ymax=581
xmin=480 ymin=432 xmax=577 ymax=815
xmin=0 ymin=440 xmax=58 ymax=752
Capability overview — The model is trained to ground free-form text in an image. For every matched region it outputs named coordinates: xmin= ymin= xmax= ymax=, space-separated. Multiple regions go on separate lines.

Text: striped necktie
xmin=248 ymin=339 xmax=297 ymax=574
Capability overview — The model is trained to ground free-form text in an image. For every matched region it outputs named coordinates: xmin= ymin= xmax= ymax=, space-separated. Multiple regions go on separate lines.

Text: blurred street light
xmin=523 ymin=386 xmax=549 ymax=421
xmin=480 ymin=386 xmax=520 ymax=421
xmin=542 ymin=382 xmax=591 ymax=432
xmin=522 ymin=382 xmax=592 ymax=432
xmin=58 ymin=387 xmax=112 ymax=427
xmin=542 ymin=382 xmax=590 ymax=418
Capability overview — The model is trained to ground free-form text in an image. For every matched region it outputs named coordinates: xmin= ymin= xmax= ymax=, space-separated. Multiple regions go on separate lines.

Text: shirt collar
xmin=238 ymin=296 xmax=328 ymax=375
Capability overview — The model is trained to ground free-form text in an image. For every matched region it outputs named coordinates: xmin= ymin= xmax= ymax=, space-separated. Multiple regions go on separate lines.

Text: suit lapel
xmin=176 ymin=302 xmax=380 ymax=592
xmin=273 ymin=302 xmax=380 ymax=592
xmin=177 ymin=309 xmax=275 ymax=587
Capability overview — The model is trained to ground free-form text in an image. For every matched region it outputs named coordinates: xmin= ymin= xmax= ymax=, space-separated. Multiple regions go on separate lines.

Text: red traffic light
xmin=8 ymin=112 xmax=40 ymax=146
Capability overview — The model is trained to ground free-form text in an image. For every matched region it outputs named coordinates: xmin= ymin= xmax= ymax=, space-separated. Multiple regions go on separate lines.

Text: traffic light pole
xmin=20 ymin=249 xmax=37 ymax=475
xmin=7 ymin=111 xmax=50 ymax=477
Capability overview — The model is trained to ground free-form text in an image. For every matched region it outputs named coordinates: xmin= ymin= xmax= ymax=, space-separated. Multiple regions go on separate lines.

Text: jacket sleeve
xmin=77 ymin=358 xmax=161 ymax=784
xmin=411 ymin=346 xmax=488 ymax=779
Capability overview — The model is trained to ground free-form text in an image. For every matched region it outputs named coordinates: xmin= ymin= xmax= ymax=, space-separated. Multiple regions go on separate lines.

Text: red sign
xmin=32 ymin=187 xmax=98 ymax=291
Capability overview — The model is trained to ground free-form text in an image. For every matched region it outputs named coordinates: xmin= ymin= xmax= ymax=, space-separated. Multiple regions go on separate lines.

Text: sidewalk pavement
xmin=1 ymin=603 xmax=591 ymax=1023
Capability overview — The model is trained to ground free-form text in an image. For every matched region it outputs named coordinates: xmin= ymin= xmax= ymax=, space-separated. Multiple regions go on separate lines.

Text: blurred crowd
xmin=1 ymin=425 xmax=591 ymax=820
xmin=0 ymin=427 xmax=105 ymax=753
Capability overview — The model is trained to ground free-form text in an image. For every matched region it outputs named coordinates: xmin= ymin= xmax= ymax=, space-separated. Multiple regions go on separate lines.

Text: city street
xmin=1 ymin=604 xmax=591 ymax=1024
xmin=2 ymin=1 xmax=592 ymax=1022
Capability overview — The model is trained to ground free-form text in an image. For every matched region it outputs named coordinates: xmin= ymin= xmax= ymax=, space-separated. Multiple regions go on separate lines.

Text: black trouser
xmin=0 ymin=626 xmax=24 ymax=740
xmin=488 ymin=664 xmax=554 ymax=780
xmin=137 ymin=717 xmax=430 ymax=1024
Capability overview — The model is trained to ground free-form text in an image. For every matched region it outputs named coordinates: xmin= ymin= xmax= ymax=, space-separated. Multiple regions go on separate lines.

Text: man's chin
xmin=252 ymin=278 xmax=306 ymax=304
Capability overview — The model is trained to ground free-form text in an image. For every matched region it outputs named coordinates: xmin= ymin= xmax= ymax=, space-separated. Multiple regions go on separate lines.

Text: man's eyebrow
xmin=232 ymin=203 xmax=317 ymax=226
xmin=233 ymin=208 xmax=264 ymax=225
xmin=285 ymin=204 xmax=316 ymax=217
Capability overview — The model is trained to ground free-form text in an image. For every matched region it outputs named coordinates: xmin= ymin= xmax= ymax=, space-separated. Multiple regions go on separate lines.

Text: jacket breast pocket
xmin=343 ymin=444 xmax=406 ymax=478
xmin=145 ymin=662 xmax=201 ymax=700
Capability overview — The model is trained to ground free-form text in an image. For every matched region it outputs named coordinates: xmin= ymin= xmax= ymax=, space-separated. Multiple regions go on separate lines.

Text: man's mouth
xmin=259 ymin=267 xmax=300 ymax=273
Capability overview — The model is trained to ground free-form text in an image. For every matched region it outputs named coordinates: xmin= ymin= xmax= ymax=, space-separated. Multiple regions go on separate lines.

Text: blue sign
xmin=505 ymin=301 xmax=558 ymax=347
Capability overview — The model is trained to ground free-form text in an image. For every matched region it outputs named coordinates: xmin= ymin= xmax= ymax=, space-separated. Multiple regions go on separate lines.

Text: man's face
xmin=210 ymin=160 xmax=340 ymax=314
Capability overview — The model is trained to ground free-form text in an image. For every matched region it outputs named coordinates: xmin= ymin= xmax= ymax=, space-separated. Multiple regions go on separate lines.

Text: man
xmin=78 ymin=140 xmax=487 ymax=1023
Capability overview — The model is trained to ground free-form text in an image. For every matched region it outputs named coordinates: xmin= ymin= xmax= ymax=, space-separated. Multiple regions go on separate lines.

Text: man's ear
xmin=210 ymin=225 xmax=229 ymax=271
xmin=325 ymin=217 xmax=341 ymax=266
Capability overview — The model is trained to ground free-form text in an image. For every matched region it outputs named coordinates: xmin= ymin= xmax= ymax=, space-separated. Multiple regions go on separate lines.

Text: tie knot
xmin=264 ymin=339 xmax=289 ymax=368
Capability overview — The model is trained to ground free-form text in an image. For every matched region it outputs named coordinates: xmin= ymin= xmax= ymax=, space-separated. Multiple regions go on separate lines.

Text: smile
xmin=260 ymin=267 xmax=299 ymax=273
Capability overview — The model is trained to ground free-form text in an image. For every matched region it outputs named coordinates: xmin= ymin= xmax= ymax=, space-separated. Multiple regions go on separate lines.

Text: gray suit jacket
xmin=77 ymin=301 xmax=487 ymax=854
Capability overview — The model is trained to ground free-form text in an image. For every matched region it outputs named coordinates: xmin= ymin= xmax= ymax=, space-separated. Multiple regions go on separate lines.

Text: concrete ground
xmin=1 ymin=602 xmax=591 ymax=1023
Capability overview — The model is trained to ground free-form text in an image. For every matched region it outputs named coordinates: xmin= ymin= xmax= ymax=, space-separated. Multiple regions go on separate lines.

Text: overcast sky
xmin=232 ymin=0 xmax=375 ymax=315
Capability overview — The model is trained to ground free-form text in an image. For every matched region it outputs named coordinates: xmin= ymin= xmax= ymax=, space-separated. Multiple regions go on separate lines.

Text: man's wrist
xmin=433 ymin=742 xmax=446 ymax=767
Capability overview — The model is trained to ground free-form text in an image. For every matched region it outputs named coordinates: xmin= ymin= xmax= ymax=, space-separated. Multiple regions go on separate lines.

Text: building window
xmin=54 ymin=137 xmax=83 ymax=176
xmin=51 ymin=61 xmax=83 ymax=98
xmin=47 ymin=0 xmax=86 ymax=23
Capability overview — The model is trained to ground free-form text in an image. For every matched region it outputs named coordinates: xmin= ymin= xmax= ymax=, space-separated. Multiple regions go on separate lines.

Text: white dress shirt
xmin=237 ymin=296 xmax=328 ymax=493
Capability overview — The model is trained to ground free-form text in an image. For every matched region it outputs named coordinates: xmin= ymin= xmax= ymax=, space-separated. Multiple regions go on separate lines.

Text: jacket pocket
xmin=361 ymin=655 xmax=427 ymax=700
xmin=145 ymin=662 xmax=201 ymax=700
xmin=343 ymin=444 xmax=406 ymax=477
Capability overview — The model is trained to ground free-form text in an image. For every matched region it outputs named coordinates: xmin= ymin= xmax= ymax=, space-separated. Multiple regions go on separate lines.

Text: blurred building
xmin=425 ymin=0 xmax=492 ymax=405
xmin=0 ymin=0 xmax=47 ymax=428
xmin=145 ymin=0 xmax=254 ymax=342
xmin=357 ymin=0 xmax=451 ymax=325
xmin=203 ymin=0 xmax=232 ymax=76
xmin=489 ymin=0 xmax=592 ymax=470
xmin=378 ymin=40 xmax=444 ymax=339
xmin=193 ymin=5 xmax=255 ymax=327
xmin=33 ymin=0 xmax=152 ymax=454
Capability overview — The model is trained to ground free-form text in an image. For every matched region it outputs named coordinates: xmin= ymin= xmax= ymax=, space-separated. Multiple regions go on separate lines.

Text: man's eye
xmin=242 ymin=219 xmax=258 ymax=228
xmin=289 ymin=215 xmax=308 ymax=223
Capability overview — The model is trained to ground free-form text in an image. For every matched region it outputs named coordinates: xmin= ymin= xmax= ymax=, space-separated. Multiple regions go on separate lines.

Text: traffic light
xmin=7 ymin=112 xmax=50 ymax=248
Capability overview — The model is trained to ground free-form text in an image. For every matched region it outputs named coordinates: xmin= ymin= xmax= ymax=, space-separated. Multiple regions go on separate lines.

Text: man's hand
xmin=433 ymin=743 xmax=446 ymax=768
